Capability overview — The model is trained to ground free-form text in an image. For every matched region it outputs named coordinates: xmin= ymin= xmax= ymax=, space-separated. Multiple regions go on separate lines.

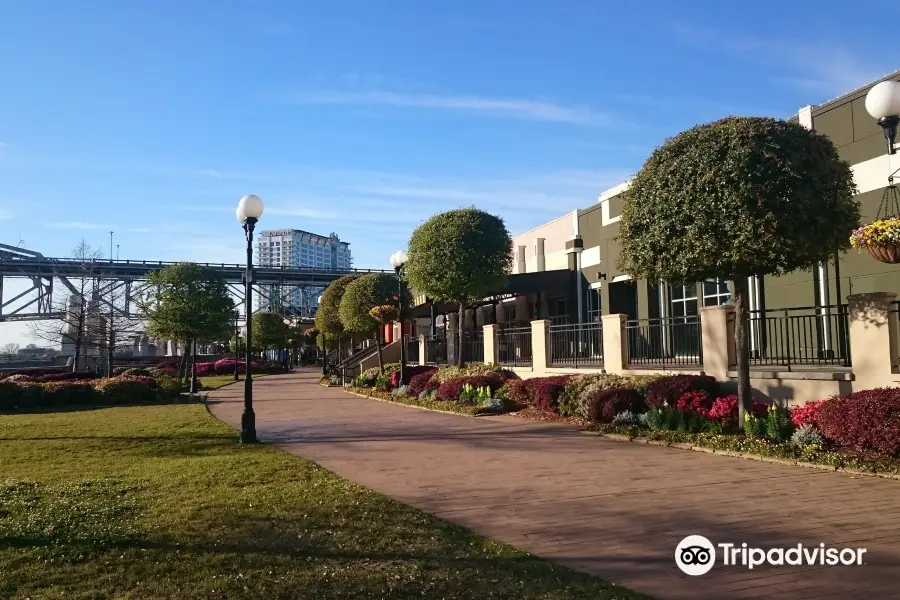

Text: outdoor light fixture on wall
xmin=865 ymin=80 xmax=900 ymax=155
xmin=597 ymin=272 xmax=607 ymax=281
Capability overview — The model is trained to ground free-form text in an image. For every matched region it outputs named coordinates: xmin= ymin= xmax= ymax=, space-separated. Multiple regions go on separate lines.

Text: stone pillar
xmin=849 ymin=292 xmax=898 ymax=390
xmin=447 ymin=312 xmax=460 ymax=366
xmin=602 ymin=314 xmax=628 ymax=374
xmin=535 ymin=238 xmax=546 ymax=272
xmin=483 ymin=324 xmax=499 ymax=364
xmin=700 ymin=305 xmax=734 ymax=380
xmin=418 ymin=334 xmax=427 ymax=365
xmin=531 ymin=319 xmax=550 ymax=374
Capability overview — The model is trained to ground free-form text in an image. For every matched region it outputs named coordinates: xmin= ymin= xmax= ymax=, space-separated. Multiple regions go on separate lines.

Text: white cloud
xmin=47 ymin=221 xmax=110 ymax=230
xmin=280 ymin=90 xmax=610 ymax=125
xmin=672 ymin=22 xmax=889 ymax=99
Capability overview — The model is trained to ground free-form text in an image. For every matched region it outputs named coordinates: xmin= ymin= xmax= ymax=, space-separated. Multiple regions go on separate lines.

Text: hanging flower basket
xmin=850 ymin=217 xmax=900 ymax=264
xmin=850 ymin=183 xmax=900 ymax=264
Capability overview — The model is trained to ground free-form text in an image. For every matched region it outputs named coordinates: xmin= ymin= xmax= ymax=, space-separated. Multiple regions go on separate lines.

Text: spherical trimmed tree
xmin=315 ymin=275 xmax=359 ymax=362
xmin=403 ymin=208 xmax=513 ymax=366
xmin=617 ymin=116 xmax=859 ymax=424
xmin=339 ymin=273 xmax=397 ymax=373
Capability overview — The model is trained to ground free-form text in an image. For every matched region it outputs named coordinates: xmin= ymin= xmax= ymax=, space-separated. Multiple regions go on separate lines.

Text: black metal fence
xmin=549 ymin=322 xmax=603 ymax=368
xmin=403 ymin=335 xmax=420 ymax=365
xmin=498 ymin=326 xmax=533 ymax=367
xmin=625 ymin=316 xmax=702 ymax=368
xmin=746 ymin=305 xmax=850 ymax=368
xmin=426 ymin=334 xmax=448 ymax=365
xmin=463 ymin=330 xmax=485 ymax=363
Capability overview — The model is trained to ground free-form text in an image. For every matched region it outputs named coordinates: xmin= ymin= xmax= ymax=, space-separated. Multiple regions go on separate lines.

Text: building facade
xmin=257 ymin=229 xmax=353 ymax=314
xmin=505 ymin=70 xmax=900 ymax=325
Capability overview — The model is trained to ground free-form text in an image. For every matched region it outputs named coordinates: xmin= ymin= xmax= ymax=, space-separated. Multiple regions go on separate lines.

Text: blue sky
xmin=0 ymin=0 xmax=895 ymax=343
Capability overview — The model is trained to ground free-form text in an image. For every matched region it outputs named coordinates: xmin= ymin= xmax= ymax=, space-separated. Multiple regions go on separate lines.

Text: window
xmin=669 ymin=283 xmax=698 ymax=318
xmin=587 ymin=288 xmax=602 ymax=322
xmin=702 ymin=279 xmax=731 ymax=306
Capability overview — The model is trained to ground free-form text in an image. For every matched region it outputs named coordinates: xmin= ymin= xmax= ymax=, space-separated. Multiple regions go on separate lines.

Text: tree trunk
xmin=179 ymin=341 xmax=189 ymax=382
xmin=374 ymin=331 xmax=384 ymax=374
xmin=107 ymin=323 xmax=115 ymax=378
xmin=457 ymin=302 xmax=465 ymax=367
xmin=733 ymin=277 xmax=752 ymax=428
xmin=73 ymin=305 xmax=85 ymax=373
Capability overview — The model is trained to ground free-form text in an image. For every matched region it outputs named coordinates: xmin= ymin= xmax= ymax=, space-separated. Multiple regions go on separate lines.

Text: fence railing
xmin=463 ymin=330 xmax=484 ymax=364
xmin=549 ymin=322 xmax=603 ymax=368
xmin=498 ymin=326 xmax=533 ymax=367
xmin=426 ymin=334 xmax=448 ymax=365
xmin=745 ymin=305 xmax=851 ymax=368
xmin=625 ymin=316 xmax=702 ymax=368
xmin=403 ymin=336 xmax=419 ymax=365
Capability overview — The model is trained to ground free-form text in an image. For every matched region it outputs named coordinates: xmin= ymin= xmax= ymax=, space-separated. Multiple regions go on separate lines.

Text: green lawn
xmin=199 ymin=374 xmax=242 ymax=390
xmin=0 ymin=403 xmax=646 ymax=600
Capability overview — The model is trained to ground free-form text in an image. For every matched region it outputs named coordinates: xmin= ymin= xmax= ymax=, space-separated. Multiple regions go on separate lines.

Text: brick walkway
xmin=207 ymin=370 xmax=900 ymax=599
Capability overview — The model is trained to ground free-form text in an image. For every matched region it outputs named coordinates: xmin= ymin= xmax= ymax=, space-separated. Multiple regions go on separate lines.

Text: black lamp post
xmin=865 ymin=80 xmax=900 ymax=155
xmin=390 ymin=250 xmax=409 ymax=385
xmin=236 ymin=194 xmax=264 ymax=444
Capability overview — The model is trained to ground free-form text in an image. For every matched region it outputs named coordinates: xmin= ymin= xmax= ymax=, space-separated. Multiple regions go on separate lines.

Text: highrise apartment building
xmin=257 ymin=229 xmax=353 ymax=314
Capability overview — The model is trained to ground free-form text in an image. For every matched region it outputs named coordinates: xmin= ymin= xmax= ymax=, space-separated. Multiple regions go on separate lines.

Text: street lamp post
xmin=389 ymin=250 xmax=408 ymax=385
xmin=865 ymin=80 xmax=900 ymax=156
xmin=283 ymin=318 xmax=292 ymax=372
xmin=236 ymin=194 xmax=264 ymax=444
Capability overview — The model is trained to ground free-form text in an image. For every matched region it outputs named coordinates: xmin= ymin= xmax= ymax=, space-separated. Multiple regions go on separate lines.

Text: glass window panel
xmin=670 ymin=302 xmax=685 ymax=317
xmin=670 ymin=285 xmax=684 ymax=300
xmin=684 ymin=283 xmax=697 ymax=299
xmin=703 ymin=280 xmax=717 ymax=297
xmin=685 ymin=299 xmax=698 ymax=316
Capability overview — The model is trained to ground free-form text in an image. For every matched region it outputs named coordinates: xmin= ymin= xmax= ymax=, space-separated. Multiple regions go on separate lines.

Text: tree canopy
xmin=252 ymin=312 xmax=289 ymax=350
xmin=617 ymin=116 xmax=859 ymax=282
xmin=617 ymin=116 xmax=859 ymax=423
xmin=315 ymin=275 xmax=358 ymax=342
xmin=141 ymin=263 xmax=235 ymax=344
xmin=403 ymin=208 xmax=513 ymax=304
xmin=339 ymin=273 xmax=396 ymax=335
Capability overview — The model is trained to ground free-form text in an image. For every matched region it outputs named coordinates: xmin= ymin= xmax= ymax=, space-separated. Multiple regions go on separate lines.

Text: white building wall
xmin=510 ymin=211 xmax=578 ymax=273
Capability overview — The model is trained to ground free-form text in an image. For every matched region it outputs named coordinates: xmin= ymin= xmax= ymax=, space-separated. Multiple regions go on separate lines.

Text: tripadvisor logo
xmin=675 ymin=535 xmax=867 ymax=576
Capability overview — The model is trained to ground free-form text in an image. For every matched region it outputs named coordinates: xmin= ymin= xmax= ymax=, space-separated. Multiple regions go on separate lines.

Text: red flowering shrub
xmin=676 ymin=391 xmax=715 ymax=418
xmin=817 ymin=389 xmax=900 ymax=457
xmin=390 ymin=364 xmax=435 ymax=388
xmin=504 ymin=376 xmax=573 ymax=412
xmin=531 ymin=376 xmax=574 ymax=412
xmin=436 ymin=376 xmax=506 ymax=402
xmin=645 ymin=375 xmax=720 ymax=408
xmin=407 ymin=368 xmax=439 ymax=395
xmin=588 ymin=387 xmax=644 ymax=423
xmin=39 ymin=381 xmax=98 ymax=406
xmin=790 ymin=400 xmax=824 ymax=428
xmin=92 ymin=375 xmax=157 ymax=404
xmin=0 ymin=367 xmax=66 ymax=380
xmin=706 ymin=394 xmax=768 ymax=426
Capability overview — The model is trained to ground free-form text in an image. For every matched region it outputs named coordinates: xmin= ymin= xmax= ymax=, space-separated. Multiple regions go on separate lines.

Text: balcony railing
xmin=426 ymin=334 xmax=448 ymax=365
xmin=549 ymin=322 xmax=603 ymax=368
xmin=626 ymin=316 xmax=702 ymax=368
xmin=463 ymin=330 xmax=484 ymax=364
xmin=746 ymin=305 xmax=850 ymax=368
xmin=498 ymin=326 xmax=533 ymax=367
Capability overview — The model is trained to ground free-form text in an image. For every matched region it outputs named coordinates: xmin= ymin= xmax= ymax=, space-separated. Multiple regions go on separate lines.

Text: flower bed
xmin=577 ymin=379 xmax=900 ymax=474
xmin=347 ymin=363 xmax=520 ymax=416
xmin=0 ymin=374 xmax=185 ymax=412
xmin=586 ymin=423 xmax=900 ymax=477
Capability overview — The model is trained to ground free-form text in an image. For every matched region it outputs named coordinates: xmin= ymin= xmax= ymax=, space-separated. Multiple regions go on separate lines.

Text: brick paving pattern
xmin=208 ymin=370 xmax=900 ymax=599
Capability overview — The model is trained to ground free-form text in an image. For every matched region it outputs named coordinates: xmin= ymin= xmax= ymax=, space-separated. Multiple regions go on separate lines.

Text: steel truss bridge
xmin=0 ymin=243 xmax=392 ymax=323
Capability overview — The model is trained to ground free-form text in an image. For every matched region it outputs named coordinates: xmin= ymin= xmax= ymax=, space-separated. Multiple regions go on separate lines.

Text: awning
xmin=406 ymin=269 xmax=574 ymax=318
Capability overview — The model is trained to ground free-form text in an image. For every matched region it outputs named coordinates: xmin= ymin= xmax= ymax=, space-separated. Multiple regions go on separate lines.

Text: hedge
xmin=644 ymin=375 xmax=720 ymax=408
xmin=435 ymin=375 xmax=507 ymax=402
xmin=817 ymin=388 xmax=900 ymax=457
